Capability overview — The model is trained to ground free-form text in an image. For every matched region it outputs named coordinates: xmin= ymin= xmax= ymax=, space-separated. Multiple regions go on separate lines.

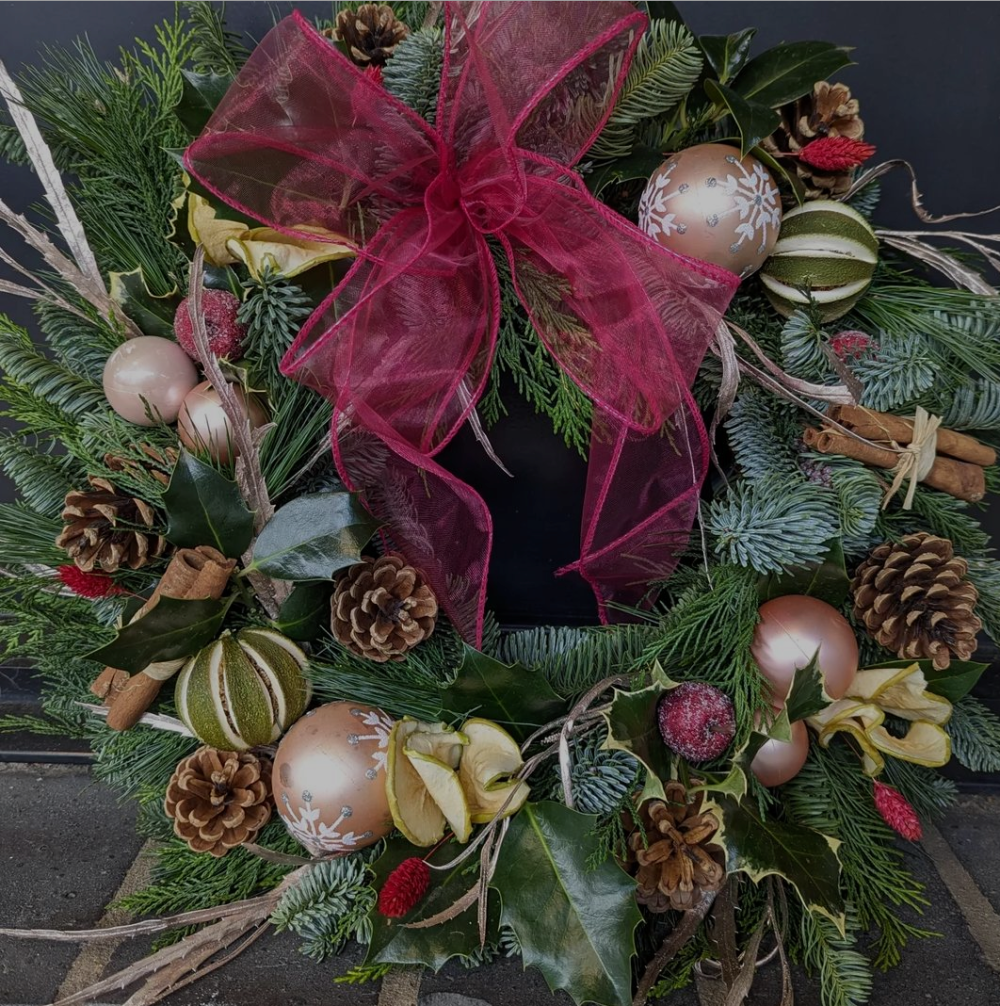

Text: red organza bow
xmin=185 ymin=3 xmax=738 ymax=643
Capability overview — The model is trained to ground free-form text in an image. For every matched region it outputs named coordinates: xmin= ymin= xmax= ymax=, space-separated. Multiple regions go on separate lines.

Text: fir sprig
xmin=381 ymin=27 xmax=442 ymax=124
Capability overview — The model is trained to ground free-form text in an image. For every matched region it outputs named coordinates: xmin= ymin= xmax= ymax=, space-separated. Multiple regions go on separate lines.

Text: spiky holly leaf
xmin=492 ymin=802 xmax=641 ymax=1006
xmin=704 ymin=79 xmax=779 ymax=156
xmin=273 ymin=582 xmax=332 ymax=641
xmin=437 ymin=646 xmax=567 ymax=743
xmin=366 ymin=834 xmax=499 ymax=970
xmin=162 ymin=450 xmax=254 ymax=558
xmin=733 ymin=41 xmax=854 ymax=109
xmin=712 ymin=794 xmax=845 ymax=932
xmin=86 ymin=595 xmax=233 ymax=674
xmin=784 ymin=649 xmax=833 ymax=723
xmin=603 ymin=664 xmax=672 ymax=800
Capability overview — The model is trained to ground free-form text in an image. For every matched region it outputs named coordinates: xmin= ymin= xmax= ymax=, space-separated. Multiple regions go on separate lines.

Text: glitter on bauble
xmin=638 ymin=142 xmax=782 ymax=278
xmin=102 ymin=336 xmax=200 ymax=426
xmin=273 ymin=701 xmax=396 ymax=857
xmin=174 ymin=289 xmax=247 ymax=362
xmin=751 ymin=595 xmax=858 ymax=706
xmin=657 ymin=682 xmax=736 ymax=762
xmin=750 ymin=717 xmax=810 ymax=788
xmin=177 ymin=380 xmax=268 ymax=464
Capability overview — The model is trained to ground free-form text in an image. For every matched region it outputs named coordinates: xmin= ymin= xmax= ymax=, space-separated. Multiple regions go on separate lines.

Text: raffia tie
xmin=883 ymin=406 xmax=941 ymax=510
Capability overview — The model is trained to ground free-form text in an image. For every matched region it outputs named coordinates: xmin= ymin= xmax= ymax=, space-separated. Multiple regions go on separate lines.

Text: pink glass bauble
xmin=751 ymin=595 xmax=859 ymax=704
xmin=177 ymin=380 xmax=268 ymax=464
xmin=273 ymin=701 xmax=395 ymax=856
xmin=638 ymin=143 xmax=782 ymax=278
xmin=102 ymin=336 xmax=199 ymax=426
xmin=751 ymin=717 xmax=810 ymax=788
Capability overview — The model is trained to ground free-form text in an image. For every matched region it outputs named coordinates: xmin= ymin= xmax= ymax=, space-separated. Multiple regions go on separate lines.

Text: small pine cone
xmin=759 ymin=80 xmax=865 ymax=199
xmin=104 ymin=445 xmax=178 ymax=487
xmin=56 ymin=477 xmax=166 ymax=573
xmin=165 ymin=747 xmax=272 ymax=857
xmin=626 ymin=781 xmax=726 ymax=913
xmin=334 ymin=4 xmax=408 ymax=66
xmin=852 ymin=533 xmax=981 ymax=671
xmin=331 ymin=553 xmax=438 ymax=662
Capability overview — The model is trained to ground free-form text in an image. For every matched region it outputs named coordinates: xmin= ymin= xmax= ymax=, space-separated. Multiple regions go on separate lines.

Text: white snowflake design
xmin=637 ymin=160 xmax=687 ymax=242
xmin=279 ymin=706 xmax=394 ymax=854
xmin=718 ymin=155 xmax=781 ymax=271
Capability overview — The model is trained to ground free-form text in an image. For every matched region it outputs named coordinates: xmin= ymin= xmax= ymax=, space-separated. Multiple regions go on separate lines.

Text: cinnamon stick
xmin=802 ymin=427 xmax=986 ymax=503
xmin=828 ymin=405 xmax=997 ymax=467
xmin=102 ymin=546 xmax=235 ymax=731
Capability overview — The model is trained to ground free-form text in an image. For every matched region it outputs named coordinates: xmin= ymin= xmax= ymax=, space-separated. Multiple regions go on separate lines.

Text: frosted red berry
xmin=378 ymin=856 xmax=431 ymax=918
xmin=173 ymin=289 xmax=247 ymax=362
xmin=657 ymin=683 xmax=736 ymax=763
xmin=829 ymin=330 xmax=875 ymax=361
xmin=57 ymin=565 xmax=126 ymax=599
xmin=873 ymin=781 xmax=922 ymax=841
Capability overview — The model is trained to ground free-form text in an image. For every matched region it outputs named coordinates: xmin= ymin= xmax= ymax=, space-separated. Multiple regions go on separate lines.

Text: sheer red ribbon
xmin=185 ymin=3 xmax=738 ymax=644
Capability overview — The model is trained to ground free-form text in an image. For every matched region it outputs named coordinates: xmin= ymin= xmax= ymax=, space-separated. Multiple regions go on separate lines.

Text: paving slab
xmin=936 ymin=794 xmax=1000 ymax=918
xmin=0 ymin=764 xmax=141 ymax=1005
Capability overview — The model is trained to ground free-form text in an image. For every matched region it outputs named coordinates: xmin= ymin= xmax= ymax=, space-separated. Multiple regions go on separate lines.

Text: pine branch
xmin=780 ymin=309 xmax=829 ymax=382
xmin=876 ymin=488 xmax=990 ymax=559
xmin=944 ymin=378 xmax=1000 ymax=432
xmin=184 ymin=2 xmax=249 ymax=76
xmin=271 ymin=855 xmax=376 ymax=960
xmin=382 ymin=27 xmax=442 ymax=124
xmin=590 ymin=19 xmax=702 ymax=161
xmin=794 ymin=904 xmax=873 ymax=1006
xmin=0 ymin=437 xmax=79 ymax=516
xmin=706 ymin=475 xmax=839 ymax=574
xmin=946 ymin=696 xmax=1000 ymax=773
xmin=725 ymin=387 xmax=803 ymax=483
xmin=852 ymin=332 xmax=936 ymax=413
xmin=539 ymin=727 xmax=639 ymax=815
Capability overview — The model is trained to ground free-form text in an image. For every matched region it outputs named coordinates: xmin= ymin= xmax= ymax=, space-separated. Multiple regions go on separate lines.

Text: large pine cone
xmin=56 ymin=476 xmax=166 ymax=573
xmin=165 ymin=747 xmax=272 ymax=857
xmin=760 ymin=81 xmax=865 ymax=199
xmin=627 ymin=782 xmax=726 ymax=913
xmin=852 ymin=533 xmax=981 ymax=670
xmin=331 ymin=553 xmax=438 ymax=662
xmin=334 ymin=4 xmax=408 ymax=66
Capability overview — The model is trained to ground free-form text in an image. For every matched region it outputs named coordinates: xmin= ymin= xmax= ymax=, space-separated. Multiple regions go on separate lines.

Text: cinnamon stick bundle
xmin=802 ymin=426 xmax=986 ymax=503
xmin=828 ymin=405 xmax=997 ymax=467
xmin=94 ymin=546 xmax=236 ymax=731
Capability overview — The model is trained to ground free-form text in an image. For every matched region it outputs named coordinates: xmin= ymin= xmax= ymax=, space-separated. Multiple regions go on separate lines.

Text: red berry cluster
xmin=873 ymin=781 xmax=922 ymax=841
xmin=377 ymin=856 xmax=431 ymax=918
xmin=829 ymin=330 xmax=876 ymax=361
xmin=57 ymin=565 xmax=126 ymax=599
xmin=798 ymin=136 xmax=877 ymax=172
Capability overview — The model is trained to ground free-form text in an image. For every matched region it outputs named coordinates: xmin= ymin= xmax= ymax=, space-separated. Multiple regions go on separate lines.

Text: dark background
xmin=1 ymin=2 xmax=999 ymax=629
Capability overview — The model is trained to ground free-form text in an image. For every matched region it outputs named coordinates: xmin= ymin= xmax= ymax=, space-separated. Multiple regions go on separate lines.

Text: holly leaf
xmin=109 ymin=267 xmax=179 ymax=339
xmin=603 ymin=667 xmax=671 ymax=801
xmin=248 ymin=491 xmax=380 ymax=581
xmin=437 ymin=646 xmax=567 ymax=743
xmin=492 ymin=802 xmax=642 ymax=1006
xmin=733 ymin=41 xmax=853 ymax=109
xmin=273 ymin=582 xmax=332 ymax=642
xmin=784 ymin=649 xmax=832 ymax=723
xmin=86 ymin=595 xmax=233 ymax=674
xmin=162 ymin=450 xmax=254 ymax=558
xmin=704 ymin=79 xmax=779 ymax=157
xmin=758 ymin=538 xmax=851 ymax=607
xmin=175 ymin=70 xmax=233 ymax=135
xmin=714 ymin=794 xmax=844 ymax=931
xmin=366 ymin=834 xmax=499 ymax=970
xmin=869 ymin=657 xmax=989 ymax=704
xmin=585 ymin=144 xmax=664 ymax=198
xmin=700 ymin=28 xmax=757 ymax=84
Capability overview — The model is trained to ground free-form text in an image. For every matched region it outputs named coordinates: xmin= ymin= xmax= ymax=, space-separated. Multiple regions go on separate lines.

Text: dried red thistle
xmin=58 ymin=565 xmax=126 ymax=599
xmin=873 ymin=781 xmax=922 ymax=841
xmin=829 ymin=330 xmax=876 ymax=361
xmin=378 ymin=856 xmax=431 ymax=918
xmin=798 ymin=136 xmax=877 ymax=172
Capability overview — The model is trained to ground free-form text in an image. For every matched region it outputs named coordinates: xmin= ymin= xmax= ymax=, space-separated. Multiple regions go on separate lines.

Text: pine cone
xmin=165 ymin=747 xmax=272 ymax=857
xmin=334 ymin=4 xmax=408 ymax=66
xmin=852 ymin=533 xmax=981 ymax=671
xmin=104 ymin=445 xmax=178 ymax=487
xmin=56 ymin=477 xmax=166 ymax=573
xmin=760 ymin=81 xmax=865 ymax=199
xmin=331 ymin=553 xmax=438 ymax=662
xmin=626 ymin=782 xmax=726 ymax=913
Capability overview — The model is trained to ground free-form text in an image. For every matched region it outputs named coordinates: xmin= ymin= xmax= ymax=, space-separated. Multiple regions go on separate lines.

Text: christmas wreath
xmin=2 ymin=4 xmax=1000 ymax=1005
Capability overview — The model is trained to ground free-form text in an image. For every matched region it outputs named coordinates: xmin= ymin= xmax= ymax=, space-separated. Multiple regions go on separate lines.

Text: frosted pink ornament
xmin=751 ymin=717 xmax=810 ymax=788
xmin=102 ymin=336 xmax=199 ymax=426
xmin=177 ymin=381 xmax=268 ymax=464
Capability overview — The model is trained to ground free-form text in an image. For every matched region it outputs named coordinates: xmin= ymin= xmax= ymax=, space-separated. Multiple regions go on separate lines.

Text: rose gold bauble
xmin=751 ymin=595 xmax=859 ymax=705
xmin=102 ymin=336 xmax=200 ymax=426
xmin=273 ymin=701 xmax=395 ymax=856
xmin=751 ymin=717 xmax=810 ymax=788
xmin=177 ymin=380 xmax=268 ymax=463
xmin=638 ymin=143 xmax=782 ymax=278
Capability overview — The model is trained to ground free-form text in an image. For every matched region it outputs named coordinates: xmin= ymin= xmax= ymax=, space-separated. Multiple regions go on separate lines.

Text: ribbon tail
xmin=334 ymin=409 xmax=492 ymax=646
